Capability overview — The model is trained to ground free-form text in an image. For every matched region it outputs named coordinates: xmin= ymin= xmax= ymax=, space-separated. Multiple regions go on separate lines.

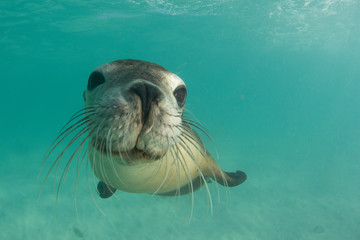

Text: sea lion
xmin=41 ymin=59 xmax=246 ymax=202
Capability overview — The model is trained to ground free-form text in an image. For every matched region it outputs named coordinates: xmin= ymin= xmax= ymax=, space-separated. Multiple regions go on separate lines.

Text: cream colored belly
xmin=89 ymin=142 xmax=207 ymax=194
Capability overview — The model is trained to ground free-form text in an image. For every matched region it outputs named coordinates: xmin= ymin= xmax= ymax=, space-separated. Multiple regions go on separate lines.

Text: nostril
xmin=130 ymin=83 xmax=146 ymax=104
xmin=129 ymin=82 xmax=161 ymax=124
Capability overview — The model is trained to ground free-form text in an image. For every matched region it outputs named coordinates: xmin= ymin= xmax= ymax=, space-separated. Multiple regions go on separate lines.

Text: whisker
xmin=87 ymin=114 xmax=109 ymax=214
xmin=38 ymin=114 xmax=95 ymax=183
xmin=102 ymin=126 xmax=121 ymax=200
xmin=107 ymin=127 xmax=126 ymax=190
xmin=177 ymin=137 xmax=213 ymax=216
xmin=74 ymin=135 xmax=91 ymax=221
xmin=86 ymin=143 xmax=106 ymax=216
xmin=179 ymin=124 xmax=225 ymax=201
xmin=164 ymin=148 xmax=181 ymax=213
xmin=151 ymin=147 xmax=171 ymax=196
xmin=38 ymin=120 xmax=94 ymax=199
xmin=96 ymin=120 xmax=111 ymax=196
xmin=182 ymin=112 xmax=220 ymax=163
xmin=164 ymin=111 xmax=182 ymax=118
xmin=55 ymin=126 xmax=92 ymax=201
xmin=173 ymin=141 xmax=195 ymax=222
xmin=59 ymin=107 xmax=95 ymax=133
xmin=53 ymin=120 xmax=97 ymax=187
xmin=169 ymin=147 xmax=181 ymax=198
xmin=185 ymin=118 xmax=231 ymax=199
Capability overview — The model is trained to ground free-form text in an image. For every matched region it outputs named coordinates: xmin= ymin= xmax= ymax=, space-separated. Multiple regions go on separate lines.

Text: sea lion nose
xmin=130 ymin=82 xmax=162 ymax=124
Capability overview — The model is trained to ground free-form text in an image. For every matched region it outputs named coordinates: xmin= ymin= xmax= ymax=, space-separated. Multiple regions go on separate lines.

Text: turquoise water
xmin=1 ymin=0 xmax=360 ymax=239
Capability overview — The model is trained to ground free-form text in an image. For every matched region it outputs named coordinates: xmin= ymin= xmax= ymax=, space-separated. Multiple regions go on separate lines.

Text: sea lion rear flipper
xmin=209 ymin=170 xmax=247 ymax=187
xmin=97 ymin=181 xmax=116 ymax=198
xmin=222 ymin=170 xmax=247 ymax=187
xmin=204 ymin=154 xmax=247 ymax=187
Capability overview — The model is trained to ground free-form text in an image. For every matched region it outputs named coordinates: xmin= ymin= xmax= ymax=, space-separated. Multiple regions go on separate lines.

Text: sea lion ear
xmin=97 ymin=181 xmax=116 ymax=199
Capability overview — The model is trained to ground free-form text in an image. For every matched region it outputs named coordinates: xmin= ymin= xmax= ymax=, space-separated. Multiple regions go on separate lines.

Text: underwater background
xmin=1 ymin=0 xmax=360 ymax=239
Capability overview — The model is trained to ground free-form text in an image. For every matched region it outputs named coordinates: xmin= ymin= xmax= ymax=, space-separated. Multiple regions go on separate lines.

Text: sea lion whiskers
xmin=169 ymin=126 xmax=185 ymax=199
xmin=54 ymin=124 xmax=91 ymax=208
xmin=57 ymin=118 xmax=99 ymax=191
xmin=97 ymin=121 xmax=113 ymax=196
xmin=136 ymin=115 xmax=179 ymax=182
xmin=150 ymin=144 xmax=172 ymax=196
xmin=182 ymin=111 xmax=218 ymax=156
xmin=170 ymin=146 xmax=182 ymax=198
xmin=180 ymin=122 xmax=229 ymax=199
xmin=88 ymin=111 xmax=120 ymax=198
xmin=53 ymin=119 xmax=93 ymax=183
xmin=161 ymin=147 xmax=183 ymax=214
xmin=181 ymin=114 xmax=230 ymax=193
xmin=48 ymin=113 xmax=98 ymax=212
xmin=74 ymin=134 xmax=92 ymax=219
xmin=139 ymin=132 xmax=172 ymax=189
xmin=86 ymin=143 xmax=106 ymax=215
xmin=58 ymin=107 xmax=96 ymax=133
xmin=173 ymin=140 xmax=195 ymax=220
xmin=179 ymin=122 xmax=229 ymax=200
xmin=39 ymin=115 xmax=94 ymax=199
xmin=166 ymin=122 xmax=194 ymax=198
xmin=153 ymin=112 xmax=185 ymax=188
xmin=60 ymin=126 xmax=91 ymax=183
xmin=181 ymin=125 xmax=224 ymax=196
xmin=176 ymin=137 xmax=214 ymax=215
xmin=39 ymin=110 xmax=94 ymax=183
xmin=164 ymin=111 xmax=183 ymax=118
xmin=160 ymin=109 xmax=219 ymax=209
xmin=182 ymin=116 xmax=213 ymax=152
xmin=102 ymin=127 xmax=121 ymax=199
xmin=107 ymin=127 xmax=126 ymax=189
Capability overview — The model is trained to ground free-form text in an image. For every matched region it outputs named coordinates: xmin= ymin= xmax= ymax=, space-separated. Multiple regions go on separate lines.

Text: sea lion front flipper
xmin=97 ymin=181 xmax=116 ymax=198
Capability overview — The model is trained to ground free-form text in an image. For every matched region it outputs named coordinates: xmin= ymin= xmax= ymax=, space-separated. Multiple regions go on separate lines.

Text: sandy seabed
xmin=1 ymin=146 xmax=359 ymax=240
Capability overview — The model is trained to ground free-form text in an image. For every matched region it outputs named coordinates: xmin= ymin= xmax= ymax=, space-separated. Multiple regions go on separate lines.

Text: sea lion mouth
xmin=116 ymin=147 xmax=161 ymax=161
xmin=93 ymin=143 xmax=163 ymax=161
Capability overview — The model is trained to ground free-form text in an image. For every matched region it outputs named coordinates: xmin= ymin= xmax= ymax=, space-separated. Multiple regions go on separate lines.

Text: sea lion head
xmin=83 ymin=59 xmax=187 ymax=164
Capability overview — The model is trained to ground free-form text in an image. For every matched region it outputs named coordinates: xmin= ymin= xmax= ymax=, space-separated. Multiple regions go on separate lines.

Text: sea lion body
xmin=43 ymin=59 xmax=246 ymax=199
xmin=83 ymin=60 xmax=246 ymax=197
xmin=90 ymin=127 xmax=206 ymax=194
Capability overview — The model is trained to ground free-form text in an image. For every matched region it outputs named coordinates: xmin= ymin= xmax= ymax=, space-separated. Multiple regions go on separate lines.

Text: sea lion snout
xmin=129 ymin=82 xmax=162 ymax=125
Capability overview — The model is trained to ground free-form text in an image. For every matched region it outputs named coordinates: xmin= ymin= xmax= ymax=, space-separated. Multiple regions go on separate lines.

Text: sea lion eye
xmin=173 ymin=86 xmax=187 ymax=108
xmin=87 ymin=71 xmax=105 ymax=91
